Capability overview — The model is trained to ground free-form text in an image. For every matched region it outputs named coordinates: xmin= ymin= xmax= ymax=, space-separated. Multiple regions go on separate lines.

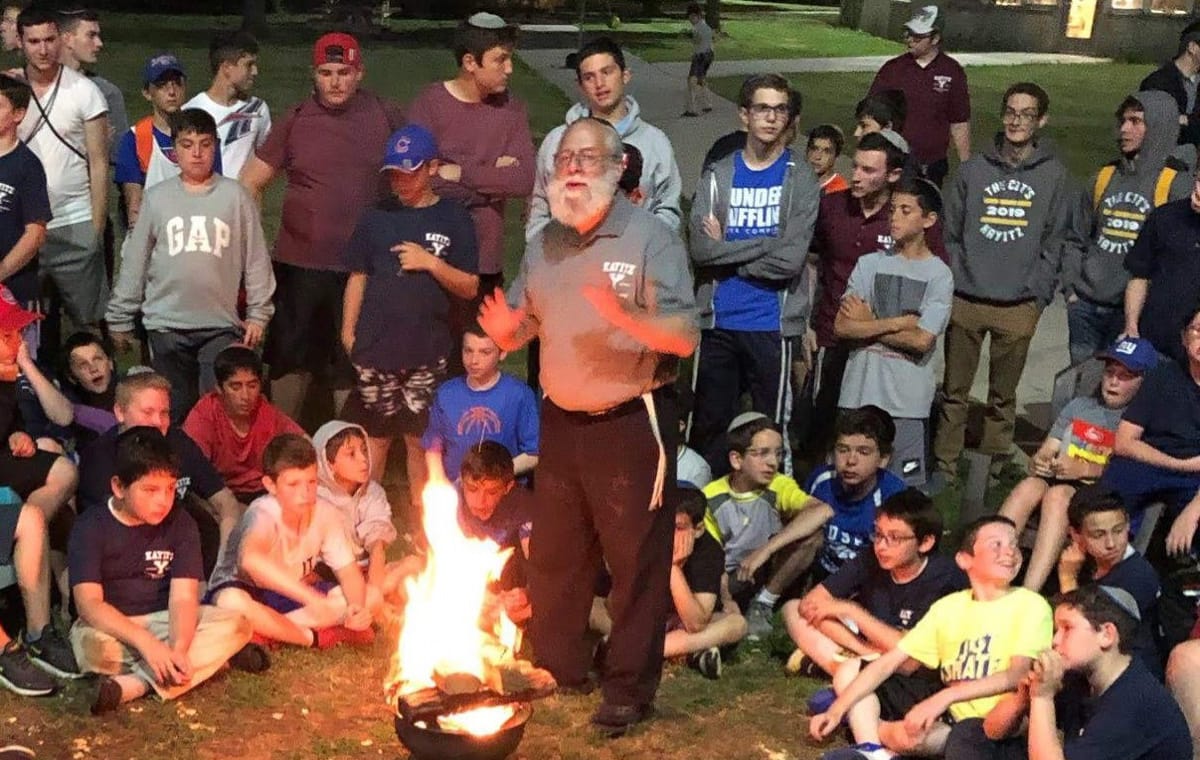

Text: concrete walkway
xmin=516 ymin=47 xmax=1107 ymax=435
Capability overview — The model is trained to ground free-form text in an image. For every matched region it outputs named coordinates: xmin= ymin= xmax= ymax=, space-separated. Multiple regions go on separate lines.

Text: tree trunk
xmin=241 ymin=0 xmax=268 ymax=38
xmin=705 ymin=0 xmax=720 ymax=30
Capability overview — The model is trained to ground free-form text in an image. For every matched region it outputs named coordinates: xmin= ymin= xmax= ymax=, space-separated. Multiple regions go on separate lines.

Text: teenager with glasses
xmin=687 ymin=73 xmax=820 ymax=479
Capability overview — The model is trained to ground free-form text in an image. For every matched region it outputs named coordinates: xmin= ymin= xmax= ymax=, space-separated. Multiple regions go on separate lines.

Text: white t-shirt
xmin=209 ymin=494 xmax=357 ymax=589
xmin=184 ymin=91 xmax=272 ymax=180
xmin=17 ymin=65 xmax=107 ymax=228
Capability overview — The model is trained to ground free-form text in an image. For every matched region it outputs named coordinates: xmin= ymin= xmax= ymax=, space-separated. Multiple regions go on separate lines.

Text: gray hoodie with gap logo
xmin=1062 ymin=90 xmax=1194 ymax=307
xmin=106 ymin=176 xmax=275 ymax=333
xmin=944 ymin=135 xmax=1081 ymax=307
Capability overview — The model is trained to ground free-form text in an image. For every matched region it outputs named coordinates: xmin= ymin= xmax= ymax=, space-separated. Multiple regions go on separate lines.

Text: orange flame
xmin=386 ymin=482 xmax=519 ymax=736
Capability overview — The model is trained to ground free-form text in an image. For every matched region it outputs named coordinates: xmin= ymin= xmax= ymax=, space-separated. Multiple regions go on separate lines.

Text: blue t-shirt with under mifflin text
xmin=805 ymin=464 xmax=907 ymax=574
xmin=712 ymin=149 xmax=790 ymax=332
xmin=343 ymin=197 xmax=478 ymax=372
xmin=421 ymin=372 xmax=540 ymax=483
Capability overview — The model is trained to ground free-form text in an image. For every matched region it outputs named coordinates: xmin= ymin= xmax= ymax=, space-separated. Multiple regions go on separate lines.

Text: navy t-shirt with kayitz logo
xmin=343 ymin=197 xmax=479 ymax=372
xmin=713 ymin=149 xmax=789 ymax=332
xmin=0 ymin=143 xmax=50 ymax=304
xmin=67 ymin=499 xmax=204 ymax=617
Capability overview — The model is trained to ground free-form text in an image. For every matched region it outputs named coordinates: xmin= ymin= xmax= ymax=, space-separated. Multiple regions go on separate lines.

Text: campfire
xmin=385 ymin=483 xmax=556 ymax=759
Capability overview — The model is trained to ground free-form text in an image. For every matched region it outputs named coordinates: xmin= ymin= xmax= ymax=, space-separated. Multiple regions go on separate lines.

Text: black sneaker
xmin=0 ymin=641 xmax=57 ymax=697
xmin=90 ymin=676 xmax=122 ymax=716
xmin=688 ymin=647 xmax=722 ymax=680
xmin=228 ymin=643 xmax=271 ymax=674
xmin=0 ymin=745 xmax=35 ymax=759
xmin=25 ymin=626 xmax=81 ymax=680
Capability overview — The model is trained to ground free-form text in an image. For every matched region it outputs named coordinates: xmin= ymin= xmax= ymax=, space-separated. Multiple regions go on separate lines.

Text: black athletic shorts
xmin=263 ymin=261 xmax=355 ymax=388
xmin=876 ymin=668 xmax=945 ymax=722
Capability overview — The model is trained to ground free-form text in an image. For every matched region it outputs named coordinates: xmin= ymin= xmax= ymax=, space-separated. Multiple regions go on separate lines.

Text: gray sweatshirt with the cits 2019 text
xmin=106 ymin=175 xmax=275 ymax=334
xmin=944 ymin=135 xmax=1081 ymax=307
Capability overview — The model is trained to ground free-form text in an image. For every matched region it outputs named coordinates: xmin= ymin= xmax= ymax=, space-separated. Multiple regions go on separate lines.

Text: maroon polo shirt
xmin=869 ymin=51 xmax=970 ymax=166
xmin=812 ymin=189 xmax=948 ymax=348
xmin=256 ymin=89 xmax=405 ymax=272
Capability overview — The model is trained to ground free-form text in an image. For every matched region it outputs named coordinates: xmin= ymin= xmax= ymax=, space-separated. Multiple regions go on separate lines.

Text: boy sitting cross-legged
xmin=207 ymin=433 xmax=375 ymax=649
xmin=703 ymin=412 xmax=831 ymax=640
xmin=782 ymin=489 xmax=966 ymax=682
xmin=810 ymin=516 xmax=1052 ymax=760
xmin=595 ymin=486 xmax=747 ymax=679
xmin=68 ymin=427 xmax=266 ymax=716
xmin=314 ymin=420 xmax=413 ymax=618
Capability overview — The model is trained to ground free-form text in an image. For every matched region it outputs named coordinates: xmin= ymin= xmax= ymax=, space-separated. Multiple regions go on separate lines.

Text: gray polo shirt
xmin=509 ymin=196 xmax=697 ymax=413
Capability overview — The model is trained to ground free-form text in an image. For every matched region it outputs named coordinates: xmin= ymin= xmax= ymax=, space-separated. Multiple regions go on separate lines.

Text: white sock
xmin=755 ymin=590 xmax=779 ymax=607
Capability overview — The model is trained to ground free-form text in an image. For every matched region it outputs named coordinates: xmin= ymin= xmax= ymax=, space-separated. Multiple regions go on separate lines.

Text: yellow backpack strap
xmin=134 ymin=116 xmax=155 ymax=175
xmin=1154 ymin=167 xmax=1178 ymax=207
xmin=1092 ymin=165 xmax=1116 ymax=209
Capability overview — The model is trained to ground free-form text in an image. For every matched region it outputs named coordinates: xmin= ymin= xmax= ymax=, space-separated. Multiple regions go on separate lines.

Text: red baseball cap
xmin=0 ymin=286 xmax=40 ymax=332
xmin=313 ymin=32 xmax=362 ymax=68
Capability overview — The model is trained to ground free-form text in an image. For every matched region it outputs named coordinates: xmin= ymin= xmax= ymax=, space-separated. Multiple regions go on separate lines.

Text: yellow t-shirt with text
xmin=898 ymin=587 xmax=1052 ymax=721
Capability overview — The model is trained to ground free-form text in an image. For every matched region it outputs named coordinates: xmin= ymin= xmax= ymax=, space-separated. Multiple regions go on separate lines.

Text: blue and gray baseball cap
xmin=380 ymin=125 xmax=438 ymax=173
xmin=1097 ymin=336 xmax=1157 ymax=373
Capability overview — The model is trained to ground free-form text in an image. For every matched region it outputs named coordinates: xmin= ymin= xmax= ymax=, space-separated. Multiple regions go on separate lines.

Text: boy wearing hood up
xmin=933 ymin=82 xmax=1081 ymax=487
xmin=313 ymin=420 xmax=410 ymax=614
xmin=1062 ymin=91 xmax=1192 ymax=364
xmin=527 ymin=37 xmax=681 ymax=238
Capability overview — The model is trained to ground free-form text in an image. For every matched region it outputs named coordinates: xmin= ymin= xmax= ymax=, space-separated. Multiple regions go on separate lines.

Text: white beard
xmin=548 ymin=169 xmax=620 ymax=232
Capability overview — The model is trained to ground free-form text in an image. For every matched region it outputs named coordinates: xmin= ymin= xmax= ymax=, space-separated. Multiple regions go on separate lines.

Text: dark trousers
xmin=147 ymin=327 xmax=241 ymax=425
xmin=943 ymin=718 xmax=1027 ymax=760
xmin=922 ymin=157 xmax=950 ymax=188
xmin=799 ymin=343 xmax=850 ymax=460
xmin=689 ymin=328 xmax=792 ymax=476
xmin=528 ymin=388 xmax=678 ymax=708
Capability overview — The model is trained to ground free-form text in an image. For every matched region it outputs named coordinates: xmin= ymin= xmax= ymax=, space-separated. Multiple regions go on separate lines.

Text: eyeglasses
xmin=1002 ymin=108 xmax=1040 ymax=124
xmin=745 ymin=446 xmax=784 ymax=460
xmin=871 ymin=532 xmax=917 ymax=547
xmin=747 ymin=103 xmax=789 ymax=119
xmin=552 ymin=150 xmax=619 ymax=171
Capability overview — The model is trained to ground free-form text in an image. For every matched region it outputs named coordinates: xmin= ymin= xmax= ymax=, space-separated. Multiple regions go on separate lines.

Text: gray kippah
xmin=727 ymin=411 xmax=770 ymax=433
xmin=468 ymin=12 xmax=507 ymax=29
xmin=1098 ymin=585 xmax=1141 ymax=622
xmin=879 ymin=129 xmax=910 ymax=155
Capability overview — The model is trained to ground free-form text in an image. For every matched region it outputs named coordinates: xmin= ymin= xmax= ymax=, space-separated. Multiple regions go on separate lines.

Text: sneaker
xmin=90 ymin=675 xmax=122 ymax=716
xmin=590 ymin=701 xmax=653 ymax=737
xmin=0 ymin=641 xmax=56 ymax=697
xmin=786 ymin=650 xmax=827 ymax=679
xmin=680 ymin=110 xmax=700 ymax=117
xmin=688 ymin=646 xmax=721 ymax=680
xmin=228 ymin=643 xmax=271 ymax=673
xmin=745 ymin=600 xmax=774 ymax=641
xmin=821 ymin=743 xmax=895 ymax=760
xmin=0 ymin=745 xmax=35 ymax=759
xmin=312 ymin=625 xmax=375 ymax=650
xmin=25 ymin=626 xmax=81 ymax=679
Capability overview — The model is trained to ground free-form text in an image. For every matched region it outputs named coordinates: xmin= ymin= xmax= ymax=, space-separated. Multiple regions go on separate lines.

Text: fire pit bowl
xmin=394 ymin=702 xmax=532 ymax=760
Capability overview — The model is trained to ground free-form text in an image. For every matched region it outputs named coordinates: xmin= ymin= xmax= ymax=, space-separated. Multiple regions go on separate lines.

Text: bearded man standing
xmin=479 ymin=117 xmax=698 ymax=737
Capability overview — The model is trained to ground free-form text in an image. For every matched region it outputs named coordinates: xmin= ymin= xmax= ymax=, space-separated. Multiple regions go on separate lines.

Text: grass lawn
xmin=605 ymin=14 xmax=903 ymax=62
xmin=710 ymin=63 xmax=1150 ymax=178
